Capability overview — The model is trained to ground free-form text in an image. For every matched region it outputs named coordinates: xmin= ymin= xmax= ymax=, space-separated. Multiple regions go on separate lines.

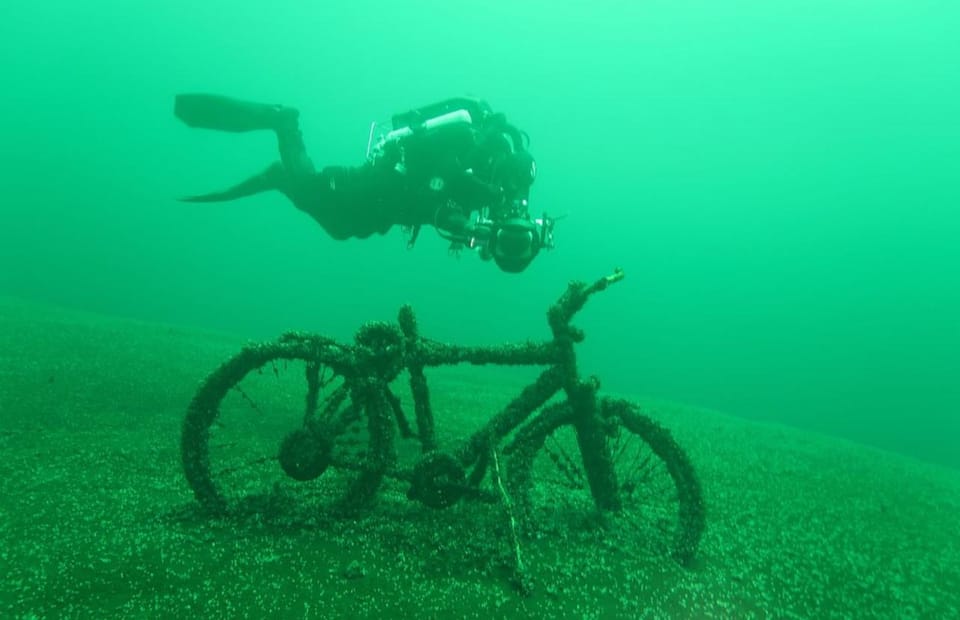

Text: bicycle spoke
xmin=213 ymin=455 xmax=276 ymax=479
xmin=544 ymin=433 xmax=584 ymax=489
xmin=232 ymin=384 xmax=265 ymax=416
xmin=619 ymin=452 xmax=653 ymax=500
xmin=612 ymin=424 xmax=633 ymax=463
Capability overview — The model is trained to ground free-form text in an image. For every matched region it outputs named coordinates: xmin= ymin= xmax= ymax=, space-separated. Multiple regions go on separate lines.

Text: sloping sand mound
xmin=1 ymin=296 xmax=957 ymax=618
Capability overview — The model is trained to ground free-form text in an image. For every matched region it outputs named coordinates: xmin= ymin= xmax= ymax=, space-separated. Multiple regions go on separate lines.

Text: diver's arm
xmin=434 ymin=201 xmax=493 ymax=243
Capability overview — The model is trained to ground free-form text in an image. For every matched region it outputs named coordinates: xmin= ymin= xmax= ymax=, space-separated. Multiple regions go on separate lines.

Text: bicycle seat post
xmin=398 ymin=304 xmax=438 ymax=452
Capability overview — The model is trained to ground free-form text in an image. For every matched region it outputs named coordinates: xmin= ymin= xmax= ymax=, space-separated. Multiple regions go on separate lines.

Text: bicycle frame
xmin=342 ymin=269 xmax=627 ymax=512
xmin=181 ymin=267 xmax=704 ymax=588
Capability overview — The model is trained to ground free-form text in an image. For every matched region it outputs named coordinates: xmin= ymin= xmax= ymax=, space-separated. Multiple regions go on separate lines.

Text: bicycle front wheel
xmin=505 ymin=397 xmax=705 ymax=566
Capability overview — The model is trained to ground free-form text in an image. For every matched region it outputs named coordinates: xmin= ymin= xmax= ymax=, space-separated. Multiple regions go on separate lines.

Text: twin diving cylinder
xmin=366 ymin=98 xmax=488 ymax=160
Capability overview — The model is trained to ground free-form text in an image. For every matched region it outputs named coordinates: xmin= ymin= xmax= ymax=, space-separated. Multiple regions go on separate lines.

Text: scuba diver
xmin=174 ymin=94 xmax=554 ymax=273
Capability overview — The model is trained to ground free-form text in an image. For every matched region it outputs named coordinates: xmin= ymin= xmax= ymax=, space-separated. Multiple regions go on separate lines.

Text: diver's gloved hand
xmin=463 ymin=221 xmax=493 ymax=241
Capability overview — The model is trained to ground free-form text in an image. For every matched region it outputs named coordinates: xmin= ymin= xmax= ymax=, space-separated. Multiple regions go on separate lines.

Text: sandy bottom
xmin=1 ymin=296 xmax=957 ymax=619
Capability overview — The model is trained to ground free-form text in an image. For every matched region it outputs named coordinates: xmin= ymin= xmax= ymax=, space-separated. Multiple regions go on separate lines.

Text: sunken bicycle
xmin=181 ymin=269 xmax=705 ymax=589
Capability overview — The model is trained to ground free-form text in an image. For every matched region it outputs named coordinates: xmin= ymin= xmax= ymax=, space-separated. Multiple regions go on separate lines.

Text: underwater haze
xmin=1 ymin=0 xmax=958 ymax=470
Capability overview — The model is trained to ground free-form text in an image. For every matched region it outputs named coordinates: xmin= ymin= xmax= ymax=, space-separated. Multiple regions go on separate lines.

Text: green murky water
xmin=2 ymin=2 xmax=958 ymax=617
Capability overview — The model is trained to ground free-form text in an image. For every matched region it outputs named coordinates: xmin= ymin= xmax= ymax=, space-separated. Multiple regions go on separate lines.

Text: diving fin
xmin=174 ymin=94 xmax=298 ymax=133
xmin=179 ymin=162 xmax=287 ymax=203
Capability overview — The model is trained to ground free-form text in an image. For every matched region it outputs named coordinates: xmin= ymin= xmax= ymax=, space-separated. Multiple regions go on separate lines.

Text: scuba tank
xmin=383 ymin=108 xmax=472 ymax=143
xmin=391 ymin=97 xmax=493 ymax=133
xmin=367 ymin=97 xmax=494 ymax=160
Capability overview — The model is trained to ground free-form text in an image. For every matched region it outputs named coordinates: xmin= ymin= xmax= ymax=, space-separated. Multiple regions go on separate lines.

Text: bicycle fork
xmin=568 ymin=379 xmax=622 ymax=513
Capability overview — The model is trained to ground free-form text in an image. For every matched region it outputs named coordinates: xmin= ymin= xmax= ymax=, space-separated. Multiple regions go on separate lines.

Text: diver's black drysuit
xmin=174 ymin=94 xmax=531 ymax=242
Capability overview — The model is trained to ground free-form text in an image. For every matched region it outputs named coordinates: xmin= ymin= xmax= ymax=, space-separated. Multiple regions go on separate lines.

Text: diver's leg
xmin=174 ymin=93 xmax=315 ymax=176
xmin=174 ymin=93 xmax=318 ymax=203
xmin=174 ymin=94 xmax=296 ymax=132
xmin=274 ymin=113 xmax=316 ymax=178
xmin=289 ymin=164 xmax=404 ymax=240
xmin=179 ymin=162 xmax=288 ymax=203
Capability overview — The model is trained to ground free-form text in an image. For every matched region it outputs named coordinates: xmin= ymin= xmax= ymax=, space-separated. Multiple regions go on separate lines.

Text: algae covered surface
xmin=1 ymin=296 xmax=958 ymax=619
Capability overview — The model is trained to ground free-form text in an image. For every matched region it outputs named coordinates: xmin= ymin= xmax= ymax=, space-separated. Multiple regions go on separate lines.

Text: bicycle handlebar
xmin=548 ymin=267 xmax=625 ymax=337
xmin=399 ymin=269 xmax=625 ymax=369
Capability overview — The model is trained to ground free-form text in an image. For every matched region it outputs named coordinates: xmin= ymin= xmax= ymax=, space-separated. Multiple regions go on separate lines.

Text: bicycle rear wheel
xmin=180 ymin=336 xmax=387 ymax=519
xmin=505 ymin=397 xmax=705 ymax=566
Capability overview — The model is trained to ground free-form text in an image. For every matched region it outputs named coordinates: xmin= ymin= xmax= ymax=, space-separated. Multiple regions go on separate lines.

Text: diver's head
xmin=480 ymin=119 xmax=536 ymax=201
xmin=489 ymin=217 xmax=541 ymax=273
xmin=493 ymin=150 xmax=537 ymax=205
xmin=502 ymin=150 xmax=536 ymax=192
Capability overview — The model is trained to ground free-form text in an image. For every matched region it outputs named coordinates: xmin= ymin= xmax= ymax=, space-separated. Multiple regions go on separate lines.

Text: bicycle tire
xmin=505 ymin=397 xmax=705 ymax=566
xmin=180 ymin=337 xmax=387 ymax=517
